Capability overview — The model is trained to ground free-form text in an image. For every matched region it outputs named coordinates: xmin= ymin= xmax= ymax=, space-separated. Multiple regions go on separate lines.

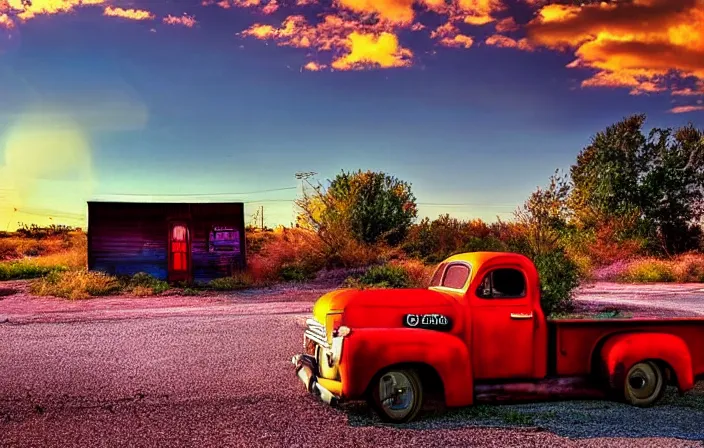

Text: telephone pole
xmin=260 ymin=205 xmax=264 ymax=230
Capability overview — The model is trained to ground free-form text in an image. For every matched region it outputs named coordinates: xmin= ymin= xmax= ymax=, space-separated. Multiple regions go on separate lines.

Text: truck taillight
xmin=325 ymin=312 xmax=342 ymax=342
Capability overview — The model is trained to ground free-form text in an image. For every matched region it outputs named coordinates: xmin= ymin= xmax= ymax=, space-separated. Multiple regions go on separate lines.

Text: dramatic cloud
xmin=430 ymin=22 xmax=474 ymax=48
xmin=0 ymin=12 xmax=13 ymax=29
xmin=485 ymin=34 xmax=533 ymax=51
xmin=669 ymin=105 xmax=704 ymax=114
xmin=525 ymin=0 xmax=704 ymax=96
xmin=104 ymin=6 xmax=155 ymax=21
xmin=331 ymin=31 xmax=413 ymax=70
xmin=303 ymin=61 xmax=326 ymax=71
xmin=494 ymin=16 xmax=517 ymax=33
xmin=3 ymin=0 xmax=104 ymax=21
xmin=163 ymin=14 xmax=197 ymax=27
xmin=241 ymin=15 xmax=412 ymax=70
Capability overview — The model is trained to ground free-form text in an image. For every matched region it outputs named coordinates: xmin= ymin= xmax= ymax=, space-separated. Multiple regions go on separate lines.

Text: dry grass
xmin=0 ymin=231 xmax=87 ymax=280
xmin=30 ymin=270 xmax=122 ymax=300
xmin=389 ymin=259 xmax=434 ymax=288
xmin=617 ymin=253 xmax=704 ymax=283
xmin=0 ymin=236 xmax=74 ymax=260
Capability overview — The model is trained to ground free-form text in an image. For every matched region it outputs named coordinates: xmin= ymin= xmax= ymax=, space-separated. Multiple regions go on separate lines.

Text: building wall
xmin=88 ymin=202 xmax=245 ymax=282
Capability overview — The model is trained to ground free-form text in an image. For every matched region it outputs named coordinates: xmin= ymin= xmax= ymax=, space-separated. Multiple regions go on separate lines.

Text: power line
xmin=93 ymin=186 xmax=298 ymax=197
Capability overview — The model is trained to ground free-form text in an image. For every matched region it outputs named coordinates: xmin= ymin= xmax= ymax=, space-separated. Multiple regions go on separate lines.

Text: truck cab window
xmin=430 ymin=263 xmax=447 ymax=287
xmin=476 ymin=268 xmax=526 ymax=298
xmin=441 ymin=263 xmax=470 ymax=289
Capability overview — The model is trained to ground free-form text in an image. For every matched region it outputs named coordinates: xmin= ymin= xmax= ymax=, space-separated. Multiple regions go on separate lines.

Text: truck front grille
xmin=304 ymin=318 xmax=329 ymax=349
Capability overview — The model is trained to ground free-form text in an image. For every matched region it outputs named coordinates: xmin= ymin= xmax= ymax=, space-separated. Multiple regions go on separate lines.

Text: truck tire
xmin=623 ymin=361 xmax=666 ymax=407
xmin=369 ymin=368 xmax=424 ymax=424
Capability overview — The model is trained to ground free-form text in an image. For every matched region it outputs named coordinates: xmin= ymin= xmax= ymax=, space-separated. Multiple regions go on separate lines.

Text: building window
xmin=208 ymin=226 xmax=240 ymax=253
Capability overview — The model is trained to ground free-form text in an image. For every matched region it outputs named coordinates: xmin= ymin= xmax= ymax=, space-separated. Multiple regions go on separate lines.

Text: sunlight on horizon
xmin=0 ymin=108 xmax=95 ymax=231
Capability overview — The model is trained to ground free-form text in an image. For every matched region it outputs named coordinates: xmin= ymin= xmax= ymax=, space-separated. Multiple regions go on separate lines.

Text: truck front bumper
xmin=291 ymin=354 xmax=341 ymax=407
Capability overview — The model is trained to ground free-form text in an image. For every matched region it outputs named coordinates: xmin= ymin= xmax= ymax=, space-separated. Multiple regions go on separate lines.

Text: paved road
xmin=1 ymin=306 xmax=702 ymax=447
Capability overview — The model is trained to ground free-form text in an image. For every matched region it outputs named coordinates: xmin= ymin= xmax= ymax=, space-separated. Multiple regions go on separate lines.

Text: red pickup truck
xmin=292 ymin=252 xmax=704 ymax=423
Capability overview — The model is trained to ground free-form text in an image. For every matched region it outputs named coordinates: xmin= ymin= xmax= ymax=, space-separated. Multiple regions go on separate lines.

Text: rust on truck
xmin=291 ymin=251 xmax=704 ymax=423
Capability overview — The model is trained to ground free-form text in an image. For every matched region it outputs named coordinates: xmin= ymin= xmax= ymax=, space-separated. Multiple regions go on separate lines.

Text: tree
xmin=514 ymin=170 xmax=572 ymax=257
xmin=568 ymin=115 xmax=704 ymax=255
xmin=296 ymin=170 xmax=418 ymax=247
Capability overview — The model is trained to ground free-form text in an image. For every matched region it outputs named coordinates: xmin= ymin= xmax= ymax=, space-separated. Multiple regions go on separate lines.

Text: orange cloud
xmin=495 ymin=16 xmax=517 ymax=33
xmin=5 ymin=0 xmax=105 ymax=21
xmin=331 ymin=31 xmax=412 ymax=70
xmin=335 ymin=0 xmax=415 ymax=25
xmin=525 ymin=0 xmax=704 ymax=96
xmin=296 ymin=0 xmax=317 ymax=4
xmin=458 ymin=0 xmax=504 ymax=25
xmin=485 ymin=34 xmax=533 ymax=51
xmin=303 ymin=61 xmax=326 ymax=71
xmin=241 ymin=15 xmax=411 ymax=71
xmin=104 ymin=6 xmax=155 ymax=20
xmin=262 ymin=0 xmax=279 ymax=14
xmin=0 ymin=12 xmax=13 ymax=29
xmin=440 ymin=34 xmax=473 ymax=48
xmin=669 ymin=105 xmax=704 ymax=114
xmin=163 ymin=14 xmax=197 ymax=27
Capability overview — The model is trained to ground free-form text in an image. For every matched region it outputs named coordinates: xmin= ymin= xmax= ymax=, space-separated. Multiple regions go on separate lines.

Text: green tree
xmin=514 ymin=170 xmax=572 ymax=257
xmin=296 ymin=170 xmax=418 ymax=247
xmin=568 ymin=115 xmax=704 ymax=255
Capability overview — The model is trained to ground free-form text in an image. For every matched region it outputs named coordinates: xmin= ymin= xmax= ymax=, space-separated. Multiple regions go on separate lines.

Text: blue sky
xmin=0 ymin=0 xmax=702 ymax=230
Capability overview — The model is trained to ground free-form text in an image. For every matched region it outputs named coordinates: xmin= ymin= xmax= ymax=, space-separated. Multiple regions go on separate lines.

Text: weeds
xmin=344 ymin=263 xmax=415 ymax=289
xmin=30 ymin=271 xmax=122 ymax=300
xmin=123 ymin=272 xmax=170 ymax=295
xmin=207 ymin=272 xmax=254 ymax=291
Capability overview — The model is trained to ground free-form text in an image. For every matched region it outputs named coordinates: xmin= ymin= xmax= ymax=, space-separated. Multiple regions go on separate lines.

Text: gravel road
xmin=1 ymin=293 xmax=703 ymax=448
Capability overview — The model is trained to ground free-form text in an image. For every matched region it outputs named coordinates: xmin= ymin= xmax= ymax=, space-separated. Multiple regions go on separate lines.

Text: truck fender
xmin=340 ymin=328 xmax=474 ymax=407
xmin=599 ymin=332 xmax=694 ymax=393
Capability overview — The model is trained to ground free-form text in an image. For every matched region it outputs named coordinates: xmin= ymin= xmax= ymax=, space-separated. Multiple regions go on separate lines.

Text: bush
xmin=124 ymin=272 xmax=170 ymax=295
xmin=670 ymin=253 xmax=704 ymax=283
xmin=278 ymin=263 xmax=318 ymax=282
xmin=618 ymin=258 xmax=675 ymax=283
xmin=343 ymin=263 xmax=413 ymax=289
xmin=207 ymin=273 xmax=253 ymax=291
xmin=30 ymin=270 xmax=122 ymax=300
xmin=533 ymin=249 xmax=581 ymax=315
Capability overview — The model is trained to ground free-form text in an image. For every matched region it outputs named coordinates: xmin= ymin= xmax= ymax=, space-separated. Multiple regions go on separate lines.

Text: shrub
xmin=343 ymin=263 xmax=413 ymax=289
xmin=670 ymin=253 xmax=704 ymax=283
xmin=533 ymin=249 xmax=581 ymax=315
xmin=278 ymin=263 xmax=318 ymax=282
xmin=30 ymin=270 xmax=122 ymax=300
xmin=207 ymin=273 xmax=253 ymax=291
xmin=124 ymin=272 xmax=170 ymax=295
xmin=618 ymin=258 xmax=675 ymax=283
xmin=245 ymin=227 xmax=328 ymax=283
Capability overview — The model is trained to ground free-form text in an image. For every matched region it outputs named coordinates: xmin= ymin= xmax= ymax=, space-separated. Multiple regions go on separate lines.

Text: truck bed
xmin=547 ymin=317 xmax=704 ymax=379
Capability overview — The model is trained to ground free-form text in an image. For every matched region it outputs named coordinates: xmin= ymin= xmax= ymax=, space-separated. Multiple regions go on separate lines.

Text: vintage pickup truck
xmin=291 ymin=252 xmax=704 ymax=423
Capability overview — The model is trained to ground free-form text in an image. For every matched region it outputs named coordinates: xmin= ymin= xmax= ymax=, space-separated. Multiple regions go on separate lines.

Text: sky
xmin=0 ymin=0 xmax=703 ymax=230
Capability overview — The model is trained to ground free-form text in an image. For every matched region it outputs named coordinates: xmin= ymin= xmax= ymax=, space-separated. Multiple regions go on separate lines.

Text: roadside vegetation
xmin=1 ymin=115 xmax=703 ymax=313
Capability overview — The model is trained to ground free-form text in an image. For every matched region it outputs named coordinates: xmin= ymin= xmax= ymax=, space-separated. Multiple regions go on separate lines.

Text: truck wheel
xmin=624 ymin=361 xmax=665 ymax=407
xmin=369 ymin=369 xmax=424 ymax=424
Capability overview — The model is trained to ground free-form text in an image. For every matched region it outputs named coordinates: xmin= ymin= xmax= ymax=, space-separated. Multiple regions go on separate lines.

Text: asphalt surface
xmin=1 ymin=299 xmax=703 ymax=448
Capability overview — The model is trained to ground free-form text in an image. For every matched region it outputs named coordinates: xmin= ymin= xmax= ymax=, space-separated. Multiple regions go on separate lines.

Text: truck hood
xmin=312 ymin=288 xmax=464 ymax=333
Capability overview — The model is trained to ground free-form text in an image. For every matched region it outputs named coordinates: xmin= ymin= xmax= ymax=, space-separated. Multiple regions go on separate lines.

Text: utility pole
xmin=295 ymin=171 xmax=317 ymax=197
xmin=260 ymin=206 xmax=264 ymax=230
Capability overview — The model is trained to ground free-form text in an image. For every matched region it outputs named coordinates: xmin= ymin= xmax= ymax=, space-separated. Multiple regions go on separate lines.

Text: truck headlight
xmin=334 ymin=326 xmax=351 ymax=337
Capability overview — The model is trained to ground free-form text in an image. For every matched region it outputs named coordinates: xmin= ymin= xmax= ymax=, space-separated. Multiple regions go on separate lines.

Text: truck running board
xmin=474 ymin=377 xmax=607 ymax=404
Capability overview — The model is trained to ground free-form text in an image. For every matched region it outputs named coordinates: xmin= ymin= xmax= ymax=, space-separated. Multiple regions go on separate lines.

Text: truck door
xmin=471 ymin=267 xmax=536 ymax=379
